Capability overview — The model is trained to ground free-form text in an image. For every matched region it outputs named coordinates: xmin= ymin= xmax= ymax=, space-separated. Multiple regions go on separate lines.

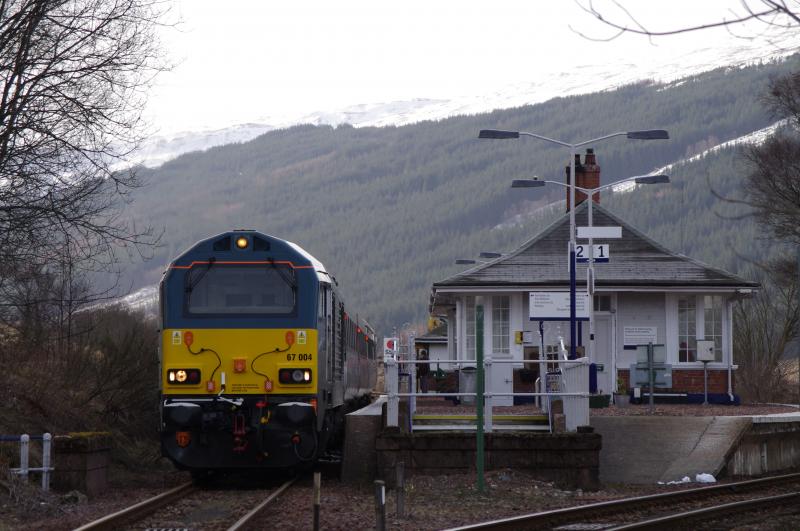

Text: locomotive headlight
xmin=279 ymin=368 xmax=312 ymax=384
xmin=235 ymin=236 xmax=248 ymax=249
xmin=167 ymin=368 xmax=201 ymax=385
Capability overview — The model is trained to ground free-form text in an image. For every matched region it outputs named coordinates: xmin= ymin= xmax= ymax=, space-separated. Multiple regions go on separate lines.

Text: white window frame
xmin=459 ymin=295 xmax=477 ymax=364
xmin=492 ymin=295 xmax=511 ymax=357
xmin=666 ymin=293 xmax=729 ymax=367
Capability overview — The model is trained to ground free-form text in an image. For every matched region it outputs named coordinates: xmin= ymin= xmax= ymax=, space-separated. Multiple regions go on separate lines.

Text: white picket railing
xmin=2 ymin=433 xmax=54 ymax=491
xmin=385 ymin=357 xmax=590 ymax=432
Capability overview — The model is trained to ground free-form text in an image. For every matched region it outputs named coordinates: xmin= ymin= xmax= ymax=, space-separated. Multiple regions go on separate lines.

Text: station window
xmin=593 ymin=295 xmax=612 ymax=312
xmin=704 ymin=295 xmax=723 ymax=362
xmin=676 ymin=295 xmax=725 ymax=363
xmin=678 ymin=296 xmax=696 ymax=362
xmin=492 ymin=296 xmax=510 ymax=355
xmin=465 ymin=296 xmax=476 ymax=361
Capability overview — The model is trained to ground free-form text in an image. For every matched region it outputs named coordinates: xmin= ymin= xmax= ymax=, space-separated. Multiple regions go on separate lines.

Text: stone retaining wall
xmin=376 ymin=429 xmax=601 ymax=490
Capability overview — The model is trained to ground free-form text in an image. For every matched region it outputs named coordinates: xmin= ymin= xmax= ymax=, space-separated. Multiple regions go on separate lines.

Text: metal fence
xmin=385 ymin=357 xmax=590 ymax=432
xmin=1 ymin=433 xmax=54 ymax=491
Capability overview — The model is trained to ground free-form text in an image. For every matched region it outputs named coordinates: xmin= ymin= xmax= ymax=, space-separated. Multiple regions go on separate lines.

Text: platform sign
xmin=577 ymin=226 xmax=622 ymax=239
xmin=383 ymin=337 xmax=398 ymax=359
xmin=529 ymin=292 xmax=589 ymax=321
xmin=576 ymin=244 xmax=610 ymax=263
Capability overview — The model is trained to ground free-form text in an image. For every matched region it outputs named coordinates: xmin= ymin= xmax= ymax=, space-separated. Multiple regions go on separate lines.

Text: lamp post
xmin=512 ymin=174 xmax=670 ymax=374
xmin=479 ymin=128 xmax=669 ymax=359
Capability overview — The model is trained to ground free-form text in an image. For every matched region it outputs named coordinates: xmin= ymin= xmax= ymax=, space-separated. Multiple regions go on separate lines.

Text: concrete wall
xmin=52 ymin=433 xmax=111 ymax=497
xmin=726 ymin=419 xmax=800 ymax=477
xmin=375 ymin=430 xmax=601 ymax=490
xmin=341 ymin=398 xmax=386 ymax=484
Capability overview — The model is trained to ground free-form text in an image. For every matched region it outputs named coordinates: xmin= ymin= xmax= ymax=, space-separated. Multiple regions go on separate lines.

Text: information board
xmin=529 ymin=292 xmax=589 ymax=321
xmin=623 ymin=326 xmax=658 ymax=349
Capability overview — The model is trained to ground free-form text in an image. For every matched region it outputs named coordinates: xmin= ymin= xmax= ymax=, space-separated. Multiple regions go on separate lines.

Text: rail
xmin=73 ymin=481 xmax=195 ymax=531
xmin=75 ymin=476 xmax=296 ymax=531
xmin=444 ymin=471 xmax=800 ymax=530
xmin=1 ymin=433 xmax=53 ymax=491
xmin=227 ymin=476 xmax=297 ymax=530
xmin=385 ymin=357 xmax=589 ymax=432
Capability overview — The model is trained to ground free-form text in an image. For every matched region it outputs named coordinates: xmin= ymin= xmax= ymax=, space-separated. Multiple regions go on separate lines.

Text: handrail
xmin=4 ymin=433 xmax=53 ymax=491
xmin=385 ymin=357 xmax=590 ymax=432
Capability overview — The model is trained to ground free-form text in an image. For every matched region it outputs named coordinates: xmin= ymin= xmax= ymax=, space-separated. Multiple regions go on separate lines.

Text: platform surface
xmin=590 ymin=412 xmax=800 ymax=484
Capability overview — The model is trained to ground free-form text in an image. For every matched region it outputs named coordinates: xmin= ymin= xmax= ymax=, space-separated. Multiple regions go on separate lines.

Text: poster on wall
xmin=623 ymin=326 xmax=657 ymax=350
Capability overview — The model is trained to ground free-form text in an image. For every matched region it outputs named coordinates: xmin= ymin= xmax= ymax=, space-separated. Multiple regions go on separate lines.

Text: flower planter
xmin=614 ymin=393 xmax=630 ymax=408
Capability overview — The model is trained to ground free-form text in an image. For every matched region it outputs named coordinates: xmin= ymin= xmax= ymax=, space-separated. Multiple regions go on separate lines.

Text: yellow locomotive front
xmin=159 ymin=232 xmax=327 ymax=473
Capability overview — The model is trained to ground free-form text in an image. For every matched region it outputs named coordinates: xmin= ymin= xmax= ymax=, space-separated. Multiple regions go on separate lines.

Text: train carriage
xmin=159 ymin=230 xmax=376 ymax=473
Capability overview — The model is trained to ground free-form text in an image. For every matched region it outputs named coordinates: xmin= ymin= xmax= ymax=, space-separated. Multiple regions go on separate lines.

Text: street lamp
xmin=512 ymin=173 xmax=670 ymax=368
xmin=455 ymin=252 xmax=505 ymax=265
xmin=480 ymin=128 xmax=669 ymax=359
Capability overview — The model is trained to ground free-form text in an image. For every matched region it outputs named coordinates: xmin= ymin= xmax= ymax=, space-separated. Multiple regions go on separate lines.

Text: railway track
xmin=74 ymin=476 xmax=297 ymax=531
xmin=446 ymin=472 xmax=800 ymax=531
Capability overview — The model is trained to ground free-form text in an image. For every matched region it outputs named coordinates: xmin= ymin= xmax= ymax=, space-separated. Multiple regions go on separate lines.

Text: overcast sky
xmin=146 ymin=1 xmax=800 ymax=135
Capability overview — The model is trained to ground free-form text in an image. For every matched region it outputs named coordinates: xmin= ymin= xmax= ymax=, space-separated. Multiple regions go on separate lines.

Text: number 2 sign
xmin=575 ymin=244 xmax=610 ymax=263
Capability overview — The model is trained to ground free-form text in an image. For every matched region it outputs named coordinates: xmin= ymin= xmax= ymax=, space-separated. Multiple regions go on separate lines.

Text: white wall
xmin=427 ymin=343 xmax=449 ymax=366
xmin=615 ymin=293 xmax=667 ymax=370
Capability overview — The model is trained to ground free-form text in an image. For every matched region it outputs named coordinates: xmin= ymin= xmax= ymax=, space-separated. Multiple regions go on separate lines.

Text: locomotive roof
xmin=168 ymin=230 xmax=333 ymax=284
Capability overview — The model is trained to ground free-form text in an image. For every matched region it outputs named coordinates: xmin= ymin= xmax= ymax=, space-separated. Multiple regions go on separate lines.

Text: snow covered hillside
xmin=135 ymin=30 xmax=800 ymax=168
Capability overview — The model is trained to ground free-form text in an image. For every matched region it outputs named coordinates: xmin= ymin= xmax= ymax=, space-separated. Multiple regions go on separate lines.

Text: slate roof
xmin=433 ymin=202 xmax=759 ymax=295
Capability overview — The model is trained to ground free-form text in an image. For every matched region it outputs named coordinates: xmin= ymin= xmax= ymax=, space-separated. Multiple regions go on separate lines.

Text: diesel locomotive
xmin=158 ymin=230 xmax=377 ymax=474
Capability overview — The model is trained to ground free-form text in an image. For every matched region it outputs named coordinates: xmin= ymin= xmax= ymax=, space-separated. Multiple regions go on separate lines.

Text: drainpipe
xmin=727 ymin=298 xmax=734 ymax=402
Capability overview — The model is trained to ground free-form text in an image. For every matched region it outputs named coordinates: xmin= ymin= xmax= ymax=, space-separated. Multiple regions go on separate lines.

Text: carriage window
xmin=186 ymin=265 xmax=296 ymax=315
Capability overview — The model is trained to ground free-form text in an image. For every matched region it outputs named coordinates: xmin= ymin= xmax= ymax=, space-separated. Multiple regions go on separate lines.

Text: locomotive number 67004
xmin=158 ymin=230 xmax=376 ymax=476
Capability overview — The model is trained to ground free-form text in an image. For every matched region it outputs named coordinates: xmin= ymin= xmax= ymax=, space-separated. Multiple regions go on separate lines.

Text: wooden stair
xmin=411 ymin=413 xmax=550 ymax=432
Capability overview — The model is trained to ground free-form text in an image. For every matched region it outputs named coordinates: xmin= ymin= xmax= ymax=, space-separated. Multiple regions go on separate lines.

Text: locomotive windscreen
xmin=185 ymin=264 xmax=296 ymax=315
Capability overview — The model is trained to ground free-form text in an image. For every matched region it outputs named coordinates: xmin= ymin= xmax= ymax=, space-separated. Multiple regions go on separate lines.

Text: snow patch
xmin=134 ymin=30 xmax=800 ymax=168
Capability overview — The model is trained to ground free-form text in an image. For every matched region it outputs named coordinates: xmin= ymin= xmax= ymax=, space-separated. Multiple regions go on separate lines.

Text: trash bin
xmin=459 ymin=366 xmax=477 ymax=405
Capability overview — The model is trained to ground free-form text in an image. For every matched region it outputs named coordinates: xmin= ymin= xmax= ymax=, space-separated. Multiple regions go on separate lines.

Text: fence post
xmin=374 ymin=480 xmax=386 ymax=531
xmin=396 ymin=461 xmax=405 ymax=518
xmin=409 ymin=332 xmax=416 ymax=421
xmin=484 ymin=355 xmax=493 ymax=433
xmin=313 ymin=471 xmax=321 ymax=531
xmin=19 ymin=434 xmax=29 ymax=482
xmin=42 ymin=433 xmax=52 ymax=491
xmin=386 ymin=357 xmax=399 ymax=427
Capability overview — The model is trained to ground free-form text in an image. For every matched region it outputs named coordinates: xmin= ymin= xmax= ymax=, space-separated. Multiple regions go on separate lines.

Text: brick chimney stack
xmin=565 ymin=148 xmax=601 ymax=212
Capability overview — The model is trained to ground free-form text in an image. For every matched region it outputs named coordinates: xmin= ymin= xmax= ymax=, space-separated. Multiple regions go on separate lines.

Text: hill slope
xmin=126 ymin=57 xmax=799 ymax=332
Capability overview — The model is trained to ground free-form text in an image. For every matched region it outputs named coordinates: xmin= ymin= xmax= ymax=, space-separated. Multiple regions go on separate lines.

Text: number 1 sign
xmin=575 ymin=244 xmax=610 ymax=263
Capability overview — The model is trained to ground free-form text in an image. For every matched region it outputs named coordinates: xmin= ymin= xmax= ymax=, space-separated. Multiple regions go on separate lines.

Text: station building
xmin=427 ymin=152 xmax=759 ymax=404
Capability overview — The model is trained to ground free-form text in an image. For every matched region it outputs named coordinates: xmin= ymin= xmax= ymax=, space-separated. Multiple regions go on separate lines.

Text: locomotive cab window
xmin=185 ymin=264 xmax=296 ymax=315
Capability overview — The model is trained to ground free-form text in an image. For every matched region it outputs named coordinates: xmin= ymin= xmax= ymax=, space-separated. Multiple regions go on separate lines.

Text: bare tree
xmin=574 ymin=0 xmax=800 ymax=40
xmin=0 ymin=0 xmax=167 ymax=278
xmin=734 ymin=257 xmax=799 ymax=402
